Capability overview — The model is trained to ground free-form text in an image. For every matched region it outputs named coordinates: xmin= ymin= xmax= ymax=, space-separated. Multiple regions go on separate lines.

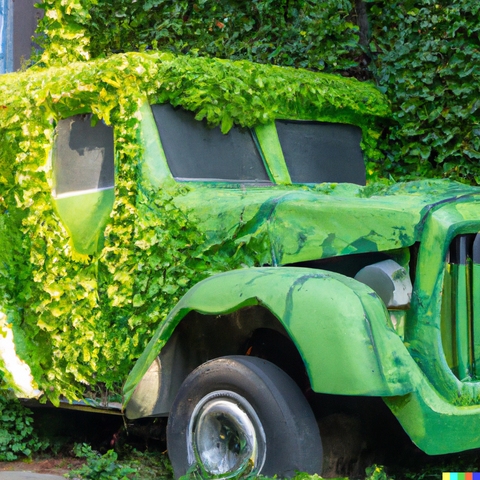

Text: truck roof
xmin=0 ymin=51 xmax=389 ymax=131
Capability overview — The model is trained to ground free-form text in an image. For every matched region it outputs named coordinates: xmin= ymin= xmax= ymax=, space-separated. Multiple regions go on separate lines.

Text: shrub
xmin=68 ymin=444 xmax=137 ymax=480
xmin=0 ymin=395 xmax=46 ymax=460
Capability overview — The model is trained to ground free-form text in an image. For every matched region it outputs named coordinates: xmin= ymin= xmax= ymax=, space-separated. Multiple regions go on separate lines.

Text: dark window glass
xmin=151 ymin=104 xmax=270 ymax=183
xmin=275 ymin=120 xmax=366 ymax=185
xmin=54 ymin=114 xmax=114 ymax=196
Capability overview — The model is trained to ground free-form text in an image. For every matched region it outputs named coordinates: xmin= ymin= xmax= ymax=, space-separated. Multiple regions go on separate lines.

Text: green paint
xmin=123 ymin=267 xmax=415 ymax=408
xmin=384 ymin=374 xmax=480 ymax=455
xmin=53 ymin=189 xmax=115 ymax=255
xmin=405 ymin=200 xmax=480 ymax=401
xmin=173 ymin=180 xmax=480 ymax=267
xmin=455 ymin=263 xmax=470 ymax=380
xmin=126 ymin=183 xmax=480 ymax=455
xmin=254 ymin=123 xmax=291 ymax=185
xmin=473 ymin=264 xmax=480 ymax=376
xmin=137 ymin=102 xmax=175 ymax=191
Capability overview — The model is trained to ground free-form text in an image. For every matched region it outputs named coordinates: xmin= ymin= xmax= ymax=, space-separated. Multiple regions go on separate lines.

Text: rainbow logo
xmin=443 ymin=474 xmax=480 ymax=479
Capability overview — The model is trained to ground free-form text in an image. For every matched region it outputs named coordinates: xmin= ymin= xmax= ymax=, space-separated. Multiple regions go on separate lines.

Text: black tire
xmin=167 ymin=355 xmax=323 ymax=478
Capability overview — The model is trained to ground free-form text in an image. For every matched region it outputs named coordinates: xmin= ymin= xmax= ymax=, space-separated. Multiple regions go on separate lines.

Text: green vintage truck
xmin=1 ymin=52 xmax=480 ymax=478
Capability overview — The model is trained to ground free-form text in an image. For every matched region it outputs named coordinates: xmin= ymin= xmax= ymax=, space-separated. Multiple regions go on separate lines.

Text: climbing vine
xmin=36 ymin=0 xmax=363 ymax=73
xmin=0 ymin=52 xmax=388 ymax=402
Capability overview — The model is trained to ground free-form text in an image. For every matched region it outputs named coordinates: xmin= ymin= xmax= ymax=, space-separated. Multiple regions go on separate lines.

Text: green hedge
xmin=37 ymin=0 xmax=361 ymax=71
xmin=36 ymin=0 xmax=480 ymax=184
xmin=369 ymin=0 xmax=480 ymax=184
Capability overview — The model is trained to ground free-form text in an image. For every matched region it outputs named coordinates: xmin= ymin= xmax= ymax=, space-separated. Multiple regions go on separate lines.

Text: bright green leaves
xmin=36 ymin=0 xmax=91 ymax=66
xmin=221 ymin=113 xmax=233 ymax=134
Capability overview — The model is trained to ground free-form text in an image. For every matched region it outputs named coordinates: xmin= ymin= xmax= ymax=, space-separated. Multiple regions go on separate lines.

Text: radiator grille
xmin=441 ymin=234 xmax=480 ymax=381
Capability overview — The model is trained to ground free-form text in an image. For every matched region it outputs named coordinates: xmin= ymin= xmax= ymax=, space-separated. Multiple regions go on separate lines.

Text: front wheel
xmin=167 ymin=356 xmax=323 ymax=478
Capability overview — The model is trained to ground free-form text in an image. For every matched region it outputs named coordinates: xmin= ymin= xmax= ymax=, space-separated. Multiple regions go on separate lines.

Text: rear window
xmin=53 ymin=114 xmax=115 ymax=197
xmin=151 ymin=104 xmax=270 ymax=183
xmin=275 ymin=120 xmax=366 ymax=185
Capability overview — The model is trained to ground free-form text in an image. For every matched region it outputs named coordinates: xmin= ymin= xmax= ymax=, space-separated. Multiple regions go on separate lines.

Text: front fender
xmin=123 ymin=267 xmax=416 ymax=410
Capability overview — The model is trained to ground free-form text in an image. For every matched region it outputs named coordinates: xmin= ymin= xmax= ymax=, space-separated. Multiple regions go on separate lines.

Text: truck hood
xmin=175 ymin=179 xmax=480 ymax=265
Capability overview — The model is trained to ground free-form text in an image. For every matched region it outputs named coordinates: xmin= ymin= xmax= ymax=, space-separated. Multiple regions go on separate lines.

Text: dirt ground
xmin=0 ymin=457 xmax=86 ymax=476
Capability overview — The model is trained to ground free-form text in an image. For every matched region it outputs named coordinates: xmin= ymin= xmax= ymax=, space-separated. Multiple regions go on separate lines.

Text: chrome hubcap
xmin=188 ymin=391 xmax=266 ymax=478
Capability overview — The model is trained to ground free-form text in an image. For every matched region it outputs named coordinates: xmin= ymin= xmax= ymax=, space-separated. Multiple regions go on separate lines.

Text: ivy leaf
xmin=220 ymin=113 xmax=233 ymax=134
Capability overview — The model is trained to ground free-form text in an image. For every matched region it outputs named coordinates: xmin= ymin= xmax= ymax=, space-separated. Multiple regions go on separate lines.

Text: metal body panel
xmin=384 ymin=374 xmax=480 ymax=455
xmin=405 ymin=200 xmax=480 ymax=401
xmin=53 ymin=189 xmax=115 ymax=254
xmin=123 ymin=266 xmax=416 ymax=417
xmin=173 ymin=185 xmax=443 ymax=266
xmin=384 ymin=199 xmax=480 ymax=454
xmin=125 ymin=189 xmax=480 ymax=455
xmin=254 ymin=122 xmax=292 ymax=185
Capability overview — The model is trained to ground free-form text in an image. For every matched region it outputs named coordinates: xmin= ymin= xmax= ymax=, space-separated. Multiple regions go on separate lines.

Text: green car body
xmin=1 ymin=52 xmax=480 ymax=464
xmin=122 ymin=102 xmax=480 ymax=456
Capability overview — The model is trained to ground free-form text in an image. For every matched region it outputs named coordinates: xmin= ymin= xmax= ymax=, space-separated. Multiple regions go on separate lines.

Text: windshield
xmin=275 ymin=120 xmax=366 ymax=185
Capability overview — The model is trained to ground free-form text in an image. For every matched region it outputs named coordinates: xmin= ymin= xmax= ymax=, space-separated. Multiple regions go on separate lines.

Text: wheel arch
xmin=123 ymin=267 xmax=416 ymax=419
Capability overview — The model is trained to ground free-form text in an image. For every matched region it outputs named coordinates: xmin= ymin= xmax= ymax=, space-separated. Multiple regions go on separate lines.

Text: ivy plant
xmin=0 ymin=51 xmax=388 ymax=403
xmin=367 ymin=0 xmax=480 ymax=184
xmin=0 ymin=395 xmax=47 ymax=461
xmin=36 ymin=0 xmax=363 ymax=74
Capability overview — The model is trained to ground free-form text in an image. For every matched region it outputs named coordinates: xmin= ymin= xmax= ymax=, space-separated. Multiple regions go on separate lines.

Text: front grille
xmin=441 ymin=234 xmax=480 ymax=381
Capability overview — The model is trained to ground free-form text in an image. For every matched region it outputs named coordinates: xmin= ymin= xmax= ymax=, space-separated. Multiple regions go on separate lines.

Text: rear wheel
xmin=167 ymin=355 xmax=323 ymax=478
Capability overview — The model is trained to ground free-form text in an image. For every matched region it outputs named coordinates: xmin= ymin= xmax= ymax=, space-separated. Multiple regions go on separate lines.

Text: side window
xmin=53 ymin=114 xmax=115 ymax=198
xmin=275 ymin=120 xmax=366 ymax=186
xmin=151 ymin=104 xmax=270 ymax=183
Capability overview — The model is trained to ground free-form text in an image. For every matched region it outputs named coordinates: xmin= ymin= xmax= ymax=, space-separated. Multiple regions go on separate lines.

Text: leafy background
xmin=369 ymin=0 xmax=480 ymax=183
xmin=0 ymin=0 xmax=477 ymax=402
xmin=36 ymin=0 xmax=480 ymax=183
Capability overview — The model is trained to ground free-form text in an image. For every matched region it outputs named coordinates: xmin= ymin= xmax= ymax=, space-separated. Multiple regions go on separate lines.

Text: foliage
xmin=0 ymin=51 xmax=386 ymax=403
xmin=35 ymin=0 xmax=91 ymax=64
xmin=364 ymin=465 xmax=393 ymax=480
xmin=67 ymin=444 xmax=137 ymax=480
xmin=176 ymin=466 xmax=391 ymax=480
xmin=0 ymin=395 xmax=47 ymax=461
xmin=36 ymin=0 xmax=363 ymax=74
xmin=119 ymin=450 xmax=174 ymax=480
xmin=35 ymin=0 xmax=480 ymax=186
xmin=366 ymin=0 xmax=480 ymax=184
xmin=67 ymin=446 xmax=173 ymax=480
